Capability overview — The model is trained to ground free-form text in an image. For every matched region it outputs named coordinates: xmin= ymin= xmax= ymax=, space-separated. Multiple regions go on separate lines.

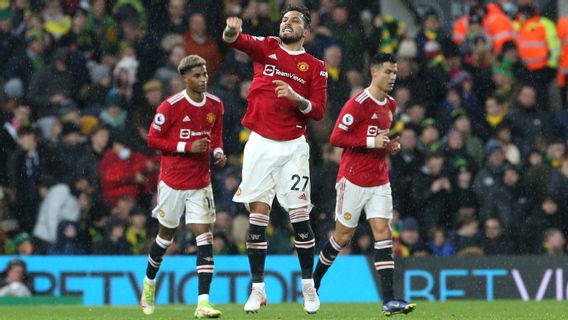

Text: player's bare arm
xmin=224 ymin=17 xmax=242 ymax=42
xmin=272 ymin=80 xmax=311 ymax=111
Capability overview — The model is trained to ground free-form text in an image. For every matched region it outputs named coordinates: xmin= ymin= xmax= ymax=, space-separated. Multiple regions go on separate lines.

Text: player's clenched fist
xmin=387 ymin=136 xmax=400 ymax=154
xmin=225 ymin=17 xmax=242 ymax=37
xmin=213 ymin=151 xmax=227 ymax=167
xmin=190 ymin=138 xmax=210 ymax=153
xmin=374 ymin=132 xmax=390 ymax=149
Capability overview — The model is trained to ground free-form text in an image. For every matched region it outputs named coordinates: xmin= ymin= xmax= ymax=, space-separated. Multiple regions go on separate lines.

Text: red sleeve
xmin=302 ymin=61 xmax=327 ymax=121
xmin=223 ymin=33 xmax=267 ymax=62
xmin=211 ymin=102 xmax=224 ymax=152
xmin=330 ymin=100 xmax=367 ymax=148
xmin=147 ymin=101 xmax=191 ymax=153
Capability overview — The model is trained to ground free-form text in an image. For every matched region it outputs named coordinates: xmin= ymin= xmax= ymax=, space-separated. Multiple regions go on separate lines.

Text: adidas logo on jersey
xmin=372 ymin=113 xmax=379 ymax=119
xmin=183 ymin=115 xmax=191 ymax=122
xmin=268 ymin=54 xmax=278 ymax=60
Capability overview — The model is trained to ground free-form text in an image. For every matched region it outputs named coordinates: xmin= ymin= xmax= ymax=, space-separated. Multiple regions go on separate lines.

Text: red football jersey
xmin=330 ymin=89 xmax=396 ymax=187
xmin=224 ymin=33 xmax=327 ymax=140
xmin=148 ymin=90 xmax=224 ymax=190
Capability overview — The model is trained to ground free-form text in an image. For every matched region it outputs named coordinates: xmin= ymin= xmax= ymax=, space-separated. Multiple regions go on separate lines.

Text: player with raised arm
xmin=312 ymin=53 xmax=416 ymax=317
xmin=140 ymin=55 xmax=226 ymax=319
xmin=223 ymin=4 xmax=327 ymax=314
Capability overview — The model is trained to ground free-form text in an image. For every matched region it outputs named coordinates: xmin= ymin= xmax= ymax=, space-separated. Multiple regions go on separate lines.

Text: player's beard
xmin=280 ymin=32 xmax=302 ymax=44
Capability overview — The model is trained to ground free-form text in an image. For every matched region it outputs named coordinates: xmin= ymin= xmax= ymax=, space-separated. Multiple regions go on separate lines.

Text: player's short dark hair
xmin=178 ymin=55 xmax=207 ymax=75
xmin=370 ymin=52 xmax=397 ymax=68
xmin=281 ymin=5 xmax=311 ymax=29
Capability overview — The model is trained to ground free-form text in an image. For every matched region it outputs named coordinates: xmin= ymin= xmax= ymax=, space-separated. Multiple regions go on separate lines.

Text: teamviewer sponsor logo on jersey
xmin=263 ymin=64 xmax=276 ymax=76
xmin=367 ymin=126 xmax=387 ymax=136
xmin=263 ymin=64 xmax=307 ymax=84
xmin=180 ymin=129 xmax=191 ymax=139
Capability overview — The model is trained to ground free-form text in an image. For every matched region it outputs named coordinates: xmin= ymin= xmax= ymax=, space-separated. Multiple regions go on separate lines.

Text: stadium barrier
xmin=1 ymin=256 xmax=567 ymax=305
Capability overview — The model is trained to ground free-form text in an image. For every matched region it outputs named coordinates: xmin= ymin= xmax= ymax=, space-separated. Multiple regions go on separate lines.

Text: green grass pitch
xmin=1 ymin=301 xmax=567 ymax=320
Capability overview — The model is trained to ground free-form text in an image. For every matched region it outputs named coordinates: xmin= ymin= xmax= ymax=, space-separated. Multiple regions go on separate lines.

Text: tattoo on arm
xmin=297 ymin=97 xmax=309 ymax=111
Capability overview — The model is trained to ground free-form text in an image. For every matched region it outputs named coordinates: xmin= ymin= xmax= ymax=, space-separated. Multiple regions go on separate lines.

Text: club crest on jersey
xmin=344 ymin=212 xmax=352 ymax=221
xmin=159 ymin=210 xmax=166 ymax=218
xmin=180 ymin=129 xmax=191 ymax=139
xmin=235 ymin=187 xmax=242 ymax=196
xmin=297 ymin=62 xmax=309 ymax=72
xmin=263 ymin=64 xmax=276 ymax=76
xmin=206 ymin=112 xmax=216 ymax=124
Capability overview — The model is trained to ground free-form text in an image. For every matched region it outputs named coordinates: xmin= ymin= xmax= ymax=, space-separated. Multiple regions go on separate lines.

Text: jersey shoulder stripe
xmin=205 ymin=92 xmax=221 ymax=102
xmin=167 ymin=91 xmax=184 ymax=104
xmin=355 ymin=92 xmax=369 ymax=104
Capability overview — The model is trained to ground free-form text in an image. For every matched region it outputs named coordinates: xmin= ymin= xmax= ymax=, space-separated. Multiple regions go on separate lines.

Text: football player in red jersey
xmin=223 ymin=4 xmax=326 ymax=314
xmin=313 ymin=53 xmax=416 ymax=317
xmin=140 ymin=55 xmax=226 ymax=318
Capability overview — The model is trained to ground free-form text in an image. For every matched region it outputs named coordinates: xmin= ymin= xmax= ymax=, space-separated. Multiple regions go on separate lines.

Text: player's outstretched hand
xmin=190 ymin=138 xmax=210 ymax=153
xmin=273 ymin=80 xmax=300 ymax=102
xmin=387 ymin=136 xmax=401 ymax=154
xmin=225 ymin=17 xmax=242 ymax=35
xmin=214 ymin=151 xmax=227 ymax=167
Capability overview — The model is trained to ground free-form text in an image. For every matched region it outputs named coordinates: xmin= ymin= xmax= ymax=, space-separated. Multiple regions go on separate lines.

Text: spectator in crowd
xmin=7 ymin=127 xmax=55 ymax=232
xmin=93 ymin=217 xmax=131 ymax=255
xmin=482 ymin=217 xmax=515 ymax=255
xmin=542 ymin=228 xmax=566 ymax=256
xmin=0 ymin=103 xmax=31 ymax=186
xmin=522 ymin=196 xmax=566 ymax=254
xmin=96 ymin=133 xmax=148 ymax=207
xmin=412 ymin=152 xmax=452 ymax=230
xmin=76 ymin=124 xmax=110 ymax=202
xmin=0 ymin=258 xmax=31 ymax=297
xmin=398 ymin=218 xmax=422 ymax=257
xmin=155 ymin=0 xmax=188 ymax=39
xmin=473 ymin=141 xmax=509 ymax=222
xmin=325 ymin=4 xmax=364 ymax=71
xmin=514 ymin=0 xmax=560 ymax=110
xmin=427 ymin=227 xmax=456 ymax=256
xmin=126 ymin=207 xmax=149 ymax=255
xmin=49 ymin=220 xmax=85 ymax=255
xmin=449 ymin=214 xmax=483 ymax=254
xmin=32 ymin=175 xmax=80 ymax=253
xmin=183 ymin=12 xmax=222 ymax=82
xmin=390 ymin=127 xmax=422 ymax=218
xmin=153 ymin=43 xmax=185 ymax=93
xmin=506 ymin=85 xmax=552 ymax=150
xmin=546 ymin=153 xmax=568 ymax=210
xmin=3 ymin=29 xmax=48 ymax=91
xmin=323 ymin=45 xmax=350 ymax=121
xmin=120 ymin=17 xmax=161 ymax=84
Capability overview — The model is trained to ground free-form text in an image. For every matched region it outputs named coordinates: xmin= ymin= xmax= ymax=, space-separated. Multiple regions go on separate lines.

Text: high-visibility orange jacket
xmin=557 ymin=16 xmax=568 ymax=86
xmin=452 ymin=3 xmax=515 ymax=53
xmin=514 ymin=14 xmax=560 ymax=71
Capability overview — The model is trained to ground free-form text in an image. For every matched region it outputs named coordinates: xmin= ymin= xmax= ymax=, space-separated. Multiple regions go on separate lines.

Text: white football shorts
xmin=335 ymin=177 xmax=393 ymax=228
xmin=152 ymin=181 xmax=216 ymax=228
xmin=233 ymin=131 xmax=311 ymax=211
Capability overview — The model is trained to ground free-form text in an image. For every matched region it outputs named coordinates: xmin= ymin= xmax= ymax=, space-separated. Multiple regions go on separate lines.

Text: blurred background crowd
xmin=0 ymin=0 xmax=568 ymax=263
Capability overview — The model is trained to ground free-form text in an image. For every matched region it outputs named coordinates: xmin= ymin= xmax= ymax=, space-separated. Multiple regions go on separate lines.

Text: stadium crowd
xmin=0 ymin=0 xmax=568 ymax=260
